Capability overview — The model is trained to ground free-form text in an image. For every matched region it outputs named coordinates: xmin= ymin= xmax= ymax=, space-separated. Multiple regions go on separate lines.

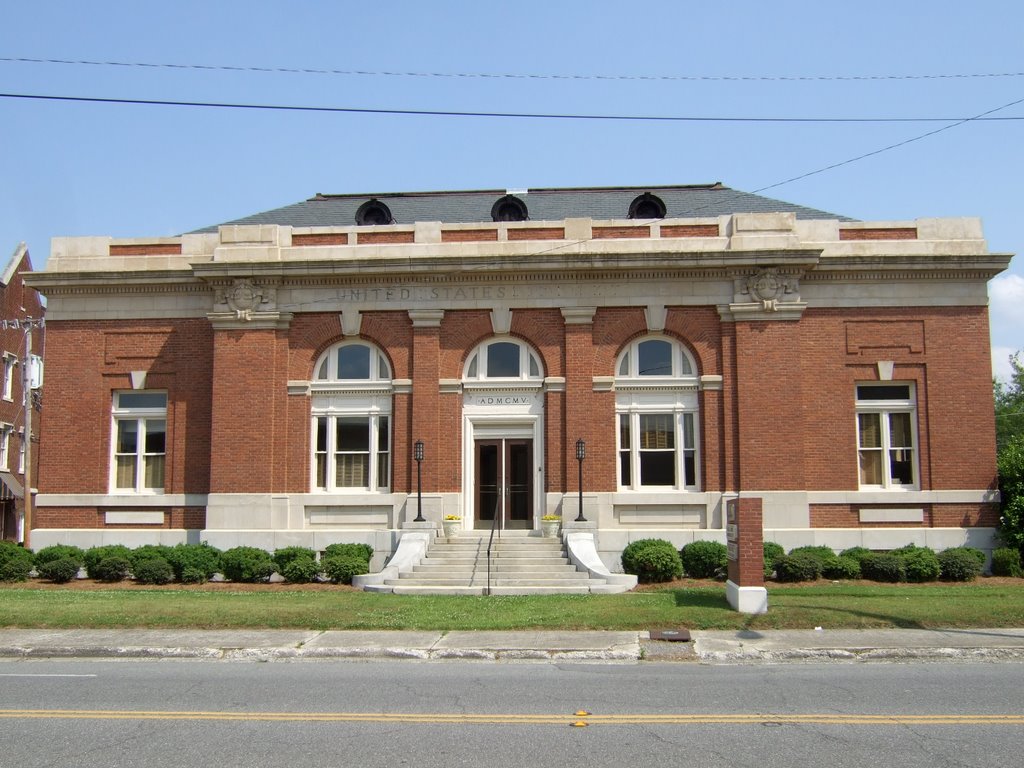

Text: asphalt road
xmin=1 ymin=659 xmax=1022 ymax=767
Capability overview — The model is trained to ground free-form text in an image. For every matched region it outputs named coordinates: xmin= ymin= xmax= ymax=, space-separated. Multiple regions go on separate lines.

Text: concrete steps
xmin=383 ymin=532 xmax=611 ymax=595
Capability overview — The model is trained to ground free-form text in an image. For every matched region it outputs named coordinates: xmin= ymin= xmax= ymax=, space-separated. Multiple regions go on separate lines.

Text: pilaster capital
xmin=561 ymin=307 xmax=597 ymax=325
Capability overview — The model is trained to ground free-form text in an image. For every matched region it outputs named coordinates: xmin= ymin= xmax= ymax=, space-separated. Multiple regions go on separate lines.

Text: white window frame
xmin=310 ymin=341 xmax=392 ymax=493
xmin=2 ymin=353 xmax=17 ymax=402
xmin=110 ymin=391 xmax=167 ymax=494
xmin=315 ymin=340 xmax=391 ymax=383
xmin=463 ymin=338 xmax=543 ymax=382
xmin=855 ymin=383 xmax=919 ymax=490
xmin=617 ymin=408 xmax=699 ymax=490
xmin=0 ymin=422 xmax=11 ymax=470
xmin=615 ymin=337 xmax=700 ymax=491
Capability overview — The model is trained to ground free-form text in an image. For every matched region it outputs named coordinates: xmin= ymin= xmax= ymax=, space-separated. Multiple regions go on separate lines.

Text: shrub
xmin=34 ymin=544 xmax=86 ymax=568
xmin=322 ymin=552 xmax=369 ymax=585
xmin=860 ymin=553 xmax=906 ymax=582
xmin=220 ymin=546 xmax=275 ymax=583
xmin=788 ymin=546 xmax=840 ymax=570
xmin=133 ymin=557 xmax=174 ymax=585
xmin=179 ymin=566 xmax=208 ymax=584
xmin=84 ymin=545 xmax=132 ymax=579
xmin=37 ymin=556 xmax=81 ymax=583
xmin=92 ymin=556 xmax=131 ymax=582
xmin=839 ymin=546 xmax=873 ymax=564
xmin=938 ymin=548 xmax=983 ymax=582
xmin=323 ymin=543 xmax=373 ymax=562
xmin=281 ymin=556 xmax=321 ymax=584
xmin=964 ymin=547 xmax=987 ymax=567
xmin=894 ymin=545 xmax=941 ymax=583
xmin=991 ymin=547 xmax=1023 ymax=577
xmin=273 ymin=546 xmax=317 ymax=573
xmin=773 ymin=552 xmax=823 ymax=582
xmin=0 ymin=541 xmax=34 ymax=581
xmin=822 ymin=555 xmax=861 ymax=580
xmin=167 ymin=543 xmax=222 ymax=581
xmin=763 ymin=541 xmax=785 ymax=578
xmin=680 ymin=540 xmax=727 ymax=579
xmin=128 ymin=545 xmax=174 ymax=572
xmin=621 ymin=539 xmax=683 ymax=583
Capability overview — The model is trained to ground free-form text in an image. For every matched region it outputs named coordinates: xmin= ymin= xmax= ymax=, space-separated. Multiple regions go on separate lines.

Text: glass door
xmin=474 ymin=438 xmax=533 ymax=530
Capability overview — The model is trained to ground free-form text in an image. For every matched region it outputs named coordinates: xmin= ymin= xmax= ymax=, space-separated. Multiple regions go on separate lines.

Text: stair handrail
xmin=485 ymin=495 xmax=501 ymax=595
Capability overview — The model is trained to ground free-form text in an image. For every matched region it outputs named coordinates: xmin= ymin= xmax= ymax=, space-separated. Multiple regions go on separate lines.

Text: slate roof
xmin=192 ymin=183 xmax=853 ymax=232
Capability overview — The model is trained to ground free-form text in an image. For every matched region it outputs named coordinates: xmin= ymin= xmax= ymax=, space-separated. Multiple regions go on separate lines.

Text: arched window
xmin=464 ymin=338 xmax=543 ymax=381
xmin=315 ymin=341 xmax=391 ymax=382
xmin=491 ymin=195 xmax=528 ymax=222
xmin=628 ymin=193 xmax=667 ymax=220
xmin=311 ymin=341 xmax=392 ymax=492
xmin=355 ymin=199 xmax=393 ymax=226
xmin=616 ymin=337 xmax=693 ymax=378
xmin=615 ymin=337 xmax=699 ymax=490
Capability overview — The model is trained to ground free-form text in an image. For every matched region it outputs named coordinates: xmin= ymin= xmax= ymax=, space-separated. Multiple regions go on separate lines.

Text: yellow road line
xmin=0 ymin=710 xmax=1022 ymax=725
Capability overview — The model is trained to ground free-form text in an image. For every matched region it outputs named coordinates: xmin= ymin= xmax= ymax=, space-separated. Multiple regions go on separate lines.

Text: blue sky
xmin=2 ymin=1 xmax=1021 ymax=376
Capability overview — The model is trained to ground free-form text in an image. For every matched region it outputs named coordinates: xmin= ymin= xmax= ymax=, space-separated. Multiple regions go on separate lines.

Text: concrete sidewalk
xmin=1 ymin=628 xmax=1024 ymax=663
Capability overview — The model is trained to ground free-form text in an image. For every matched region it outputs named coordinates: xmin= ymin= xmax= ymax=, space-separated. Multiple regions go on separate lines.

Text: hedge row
xmin=618 ymin=537 xmax=1013 ymax=584
xmin=0 ymin=541 xmax=372 ymax=585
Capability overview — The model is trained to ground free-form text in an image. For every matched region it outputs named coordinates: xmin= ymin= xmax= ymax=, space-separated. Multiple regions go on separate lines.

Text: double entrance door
xmin=474 ymin=438 xmax=533 ymax=530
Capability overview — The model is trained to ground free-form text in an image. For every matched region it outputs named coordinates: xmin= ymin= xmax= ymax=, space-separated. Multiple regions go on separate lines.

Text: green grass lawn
xmin=2 ymin=581 xmax=1023 ymax=631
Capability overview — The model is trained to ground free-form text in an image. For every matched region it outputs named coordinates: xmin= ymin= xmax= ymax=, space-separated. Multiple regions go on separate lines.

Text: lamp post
xmin=413 ymin=439 xmax=425 ymax=522
xmin=575 ymin=438 xmax=587 ymax=522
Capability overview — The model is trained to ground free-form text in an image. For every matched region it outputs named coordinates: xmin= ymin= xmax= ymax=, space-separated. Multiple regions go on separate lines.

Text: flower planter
xmin=541 ymin=519 xmax=561 ymax=539
xmin=442 ymin=519 xmax=460 ymax=538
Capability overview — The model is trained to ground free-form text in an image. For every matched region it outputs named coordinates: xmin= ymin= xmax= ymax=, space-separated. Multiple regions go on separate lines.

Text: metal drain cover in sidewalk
xmin=648 ymin=628 xmax=692 ymax=642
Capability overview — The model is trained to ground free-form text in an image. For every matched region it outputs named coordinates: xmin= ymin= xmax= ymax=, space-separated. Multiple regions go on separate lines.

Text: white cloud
xmin=992 ymin=346 xmax=1019 ymax=383
xmin=989 ymin=274 xmax=1024 ymax=350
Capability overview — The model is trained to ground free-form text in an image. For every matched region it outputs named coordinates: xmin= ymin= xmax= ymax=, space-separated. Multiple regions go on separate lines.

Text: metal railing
xmin=485 ymin=497 xmax=501 ymax=596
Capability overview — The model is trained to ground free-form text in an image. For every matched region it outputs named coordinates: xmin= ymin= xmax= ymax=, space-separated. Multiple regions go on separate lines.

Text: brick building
xmin=0 ymin=243 xmax=44 ymax=543
xmin=24 ymin=185 xmax=1010 ymax=573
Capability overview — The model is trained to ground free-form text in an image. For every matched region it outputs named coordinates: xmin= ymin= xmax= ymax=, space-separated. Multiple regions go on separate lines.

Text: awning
xmin=0 ymin=471 xmax=24 ymax=500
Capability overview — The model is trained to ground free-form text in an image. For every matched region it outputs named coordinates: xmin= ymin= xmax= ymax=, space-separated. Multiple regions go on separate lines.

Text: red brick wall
xmin=37 ymin=319 xmax=213 ymax=498
xmin=34 ymin=507 xmax=205 ymax=528
xmin=209 ymin=328 xmax=286 ymax=492
xmin=734 ymin=320 xmax=807 ymax=490
xmin=33 ymin=291 xmax=1000 ymax=534
xmin=810 ymin=504 xmax=998 ymax=528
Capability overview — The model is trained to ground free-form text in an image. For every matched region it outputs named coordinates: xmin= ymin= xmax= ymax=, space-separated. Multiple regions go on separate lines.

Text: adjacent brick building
xmin=0 ymin=243 xmax=44 ymax=543
xmin=24 ymin=185 xmax=1011 ymax=570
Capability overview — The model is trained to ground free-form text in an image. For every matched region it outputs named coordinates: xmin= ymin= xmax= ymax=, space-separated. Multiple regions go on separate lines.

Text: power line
xmin=753 ymin=95 xmax=1024 ymax=193
xmin=519 ymin=94 xmax=1024 ymax=259
xmin=4 ymin=56 xmax=1024 ymax=83
xmin=2 ymin=92 xmax=1023 ymax=123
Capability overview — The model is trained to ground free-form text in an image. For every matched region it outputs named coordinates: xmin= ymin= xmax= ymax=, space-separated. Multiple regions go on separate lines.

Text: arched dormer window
xmin=464 ymin=339 xmax=543 ymax=381
xmin=628 ymin=193 xmax=667 ymax=220
xmin=615 ymin=336 xmax=699 ymax=490
xmin=311 ymin=341 xmax=392 ymax=492
xmin=355 ymin=199 xmax=393 ymax=226
xmin=491 ymin=195 xmax=528 ymax=222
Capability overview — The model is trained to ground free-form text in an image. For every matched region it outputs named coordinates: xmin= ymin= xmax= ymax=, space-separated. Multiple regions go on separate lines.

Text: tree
xmin=997 ymin=432 xmax=1024 ymax=554
xmin=995 ymin=351 xmax=1024 ymax=554
xmin=994 ymin=351 xmax=1024 ymax=450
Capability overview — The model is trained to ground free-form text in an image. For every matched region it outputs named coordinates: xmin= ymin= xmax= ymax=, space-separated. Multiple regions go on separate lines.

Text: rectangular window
xmin=112 ymin=391 xmax=167 ymax=493
xmin=313 ymin=414 xmax=389 ymax=492
xmin=856 ymin=384 xmax=917 ymax=489
xmin=2 ymin=354 xmax=16 ymax=402
xmin=0 ymin=424 xmax=11 ymax=470
xmin=617 ymin=411 xmax=698 ymax=490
